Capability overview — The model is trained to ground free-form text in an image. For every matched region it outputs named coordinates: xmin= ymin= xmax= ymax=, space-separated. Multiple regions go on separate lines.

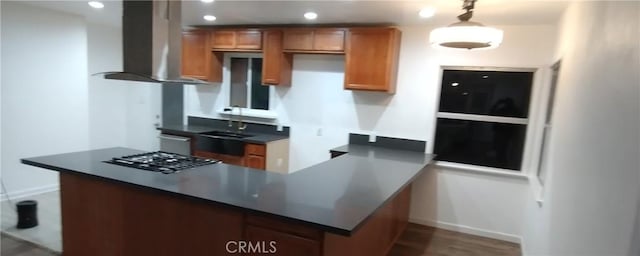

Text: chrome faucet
xmin=224 ymin=105 xmax=247 ymax=132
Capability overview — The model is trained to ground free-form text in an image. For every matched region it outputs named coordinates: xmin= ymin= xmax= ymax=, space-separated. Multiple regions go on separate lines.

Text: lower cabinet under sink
xmin=194 ymin=134 xmax=246 ymax=156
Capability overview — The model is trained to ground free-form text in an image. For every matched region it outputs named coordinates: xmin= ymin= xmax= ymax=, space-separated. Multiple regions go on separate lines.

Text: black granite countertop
xmin=157 ymin=124 xmax=220 ymax=134
xmin=157 ymin=125 xmax=288 ymax=144
xmin=21 ymin=145 xmax=434 ymax=236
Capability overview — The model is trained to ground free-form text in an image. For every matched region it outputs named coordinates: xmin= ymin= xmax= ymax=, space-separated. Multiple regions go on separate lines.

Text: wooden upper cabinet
xmin=262 ymin=30 xmax=292 ymax=86
xmin=181 ymin=30 xmax=210 ymax=80
xmin=236 ymin=30 xmax=263 ymax=49
xmin=313 ymin=28 xmax=345 ymax=52
xmin=283 ymin=28 xmax=345 ymax=53
xmin=210 ymin=29 xmax=262 ymax=51
xmin=210 ymin=30 xmax=236 ymax=49
xmin=344 ymin=27 xmax=401 ymax=93
xmin=283 ymin=29 xmax=314 ymax=51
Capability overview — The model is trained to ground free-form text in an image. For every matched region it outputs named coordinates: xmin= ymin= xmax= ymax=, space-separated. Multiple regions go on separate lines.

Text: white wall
xmin=521 ymin=2 xmax=640 ymax=256
xmin=403 ymin=24 xmax=557 ymax=242
xmin=1 ymin=1 xmax=89 ymax=196
xmin=185 ymin=24 xmax=558 ymax=240
xmin=87 ymin=22 xmax=128 ymax=149
xmin=87 ymin=22 xmax=162 ymax=152
xmin=1 ymin=2 xmax=161 ymax=198
xmin=86 ymin=21 xmax=162 ymax=151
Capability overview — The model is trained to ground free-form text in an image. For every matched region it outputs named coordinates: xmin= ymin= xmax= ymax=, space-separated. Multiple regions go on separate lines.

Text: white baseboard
xmin=409 ymin=218 xmax=522 ymax=244
xmin=0 ymin=184 xmax=59 ymax=202
xmin=520 ymin=235 xmax=529 ymax=256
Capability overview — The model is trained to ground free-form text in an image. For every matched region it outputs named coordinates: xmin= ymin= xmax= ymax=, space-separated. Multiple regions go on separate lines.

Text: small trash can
xmin=16 ymin=200 xmax=38 ymax=229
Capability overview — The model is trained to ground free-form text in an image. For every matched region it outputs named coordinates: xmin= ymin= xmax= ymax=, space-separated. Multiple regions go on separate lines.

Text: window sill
xmin=217 ymin=108 xmax=278 ymax=120
xmin=434 ymin=161 xmax=529 ymax=180
xmin=528 ymin=176 xmax=545 ymax=206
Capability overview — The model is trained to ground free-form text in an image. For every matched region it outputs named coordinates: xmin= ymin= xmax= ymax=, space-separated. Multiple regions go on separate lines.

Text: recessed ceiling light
xmin=304 ymin=12 xmax=318 ymax=20
xmin=203 ymin=15 xmax=216 ymax=21
xmin=482 ymin=75 xmax=489 ymax=79
xmin=88 ymin=1 xmax=104 ymax=9
xmin=201 ymin=0 xmax=214 ymax=3
xmin=451 ymin=82 xmax=459 ymax=87
xmin=419 ymin=8 xmax=435 ymax=18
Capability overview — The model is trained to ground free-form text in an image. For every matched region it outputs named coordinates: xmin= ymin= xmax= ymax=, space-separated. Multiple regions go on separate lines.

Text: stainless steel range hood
xmin=97 ymin=0 xmax=208 ymax=85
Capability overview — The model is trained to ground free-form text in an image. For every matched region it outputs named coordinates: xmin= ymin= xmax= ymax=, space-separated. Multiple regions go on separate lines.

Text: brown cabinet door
xmin=262 ymin=30 xmax=292 ymax=86
xmin=245 ymin=143 xmax=266 ymax=156
xmin=211 ymin=30 xmax=236 ymax=49
xmin=181 ymin=30 xmax=210 ymax=80
xmin=344 ymin=28 xmax=401 ymax=93
xmin=245 ymin=155 xmax=266 ymax=170
xmin=210 ymin=52 xmax=224 ymax=83
xmin=235 ymin=30 xmax=262 ymax=49
xmin=313 ymin=28 xmax=345 ymax=52
xmin=123 ymin=188 xmax=244 ymax=255
xmin=244 ymin=225 xmax=321 ymax=256
xmin=60 ymin=173 xmax=245 ymax=255
xmin=283 ymin=29 xmax=314 ymax=51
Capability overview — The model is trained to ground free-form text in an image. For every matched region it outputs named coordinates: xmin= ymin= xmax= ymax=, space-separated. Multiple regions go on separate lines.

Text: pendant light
xmin=429 ymin=0 xmax=503 ymax=50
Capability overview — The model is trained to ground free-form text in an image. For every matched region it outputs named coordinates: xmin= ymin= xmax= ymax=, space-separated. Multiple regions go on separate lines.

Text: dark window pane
xmin=439 ymin=70 xmax=533 ymax=118
xmin=250 ymin=58 xmax=269 ymax=110
xmin=433 ymin=118 xmax=527 ymax=170
xmin=230 ymin=58 xmax=248 ymax=108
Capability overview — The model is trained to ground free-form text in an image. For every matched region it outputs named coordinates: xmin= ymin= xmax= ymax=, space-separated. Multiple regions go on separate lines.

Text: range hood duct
xmin=97 ymin=0 xmax=208 ymax=84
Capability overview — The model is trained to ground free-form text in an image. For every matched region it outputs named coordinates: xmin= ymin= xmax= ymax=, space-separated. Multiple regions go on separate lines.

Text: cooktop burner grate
xmin=105 ymin=151 xmax=220 ymax=174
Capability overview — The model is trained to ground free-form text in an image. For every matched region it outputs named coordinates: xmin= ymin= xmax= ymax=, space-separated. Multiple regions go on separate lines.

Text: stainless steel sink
xmin=200 ymin=130 xmax=254 ymax=139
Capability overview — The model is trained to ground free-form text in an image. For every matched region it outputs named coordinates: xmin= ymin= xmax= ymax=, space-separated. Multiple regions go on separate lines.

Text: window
xmin=434 ymin=68 xmax=535 ymax=171
xmin=537 ymin=61 xmax=561 ymax=183
xmin=229 ymin=57 xmax=270 ymax=110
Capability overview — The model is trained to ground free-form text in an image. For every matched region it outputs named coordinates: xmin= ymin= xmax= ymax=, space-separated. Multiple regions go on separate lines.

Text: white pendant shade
xmin=430 ymin=21 xmax=503 ymax=50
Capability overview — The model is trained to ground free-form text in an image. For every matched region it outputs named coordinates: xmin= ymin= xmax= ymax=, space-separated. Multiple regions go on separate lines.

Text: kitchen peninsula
xmin=21 ymin=140 xmax=433 ymax=255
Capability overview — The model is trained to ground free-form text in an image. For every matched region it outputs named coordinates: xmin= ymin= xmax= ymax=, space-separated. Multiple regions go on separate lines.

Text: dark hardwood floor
xmin=1 ymin=234 xmax=59 ymax=256
xmin=1 ymin=223 xmax=520 ymax=256
xmin=388 ymin=223 xmax=521 ymax=256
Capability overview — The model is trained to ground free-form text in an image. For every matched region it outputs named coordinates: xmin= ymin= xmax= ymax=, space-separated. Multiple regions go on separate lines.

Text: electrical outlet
xmin=277 ymin=124 xmax=283 ymax=132
xmin=369 ymin=133 xmax=377 ymax=143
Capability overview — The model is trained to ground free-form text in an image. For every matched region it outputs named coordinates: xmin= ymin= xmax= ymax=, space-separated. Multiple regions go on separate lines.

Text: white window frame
xmin=528 ymin=60 xmax=561 ymax=204
xmin=431 ymin=66 xmax=542 ymax=179
xmin=218 ymin=53 xmax=279 ymax=120
xmin=227 ymin=53 xmax=263 ymax=109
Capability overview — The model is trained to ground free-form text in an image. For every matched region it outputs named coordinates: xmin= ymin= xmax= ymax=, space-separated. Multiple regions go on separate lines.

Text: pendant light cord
xmin=462 ymin=0 xmax=476 ymax=12
xmin=458 ymin=0 xmax=477 ymax=21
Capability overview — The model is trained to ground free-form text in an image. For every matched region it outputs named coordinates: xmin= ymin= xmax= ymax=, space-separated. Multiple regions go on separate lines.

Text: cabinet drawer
xmin=245 ymin=225 xmax=321 ymax=256
xmin=246 ymin=215 xmax=323 ymax=240
xmin=245 ymin=143 xmax=266 ymax=156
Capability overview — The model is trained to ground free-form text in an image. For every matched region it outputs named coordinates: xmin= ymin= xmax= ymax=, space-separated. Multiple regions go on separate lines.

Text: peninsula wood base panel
xmin=58 ymin=173 xmax=411 ymax=256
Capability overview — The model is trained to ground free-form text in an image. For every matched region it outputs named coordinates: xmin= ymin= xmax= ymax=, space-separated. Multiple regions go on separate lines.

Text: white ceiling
xmin=182 ymin=0 xmax=569 ymax=27
xmin=18 ymin=0 xmax=123 ymax=26
xmin=19 ymin=0 xmax=569 ymax=27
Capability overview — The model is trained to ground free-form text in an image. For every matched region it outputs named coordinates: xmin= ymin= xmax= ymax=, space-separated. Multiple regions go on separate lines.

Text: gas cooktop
xmin=105 ymin=151 xmax=220 ymax=174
